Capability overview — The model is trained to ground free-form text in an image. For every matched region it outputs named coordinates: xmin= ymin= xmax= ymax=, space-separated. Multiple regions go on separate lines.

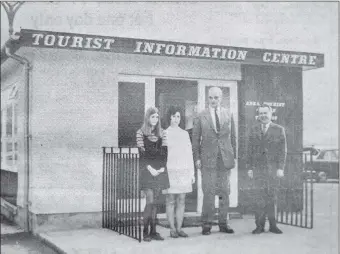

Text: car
xmin=304 ymin=147 xmax=339 ymax=182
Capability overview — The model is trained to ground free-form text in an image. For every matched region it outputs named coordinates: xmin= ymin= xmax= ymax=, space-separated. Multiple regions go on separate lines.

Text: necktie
xmin=215 ymin=108 xmax=220 ymax=133
xmin=261 ymin=124 xmax=267 ymax=135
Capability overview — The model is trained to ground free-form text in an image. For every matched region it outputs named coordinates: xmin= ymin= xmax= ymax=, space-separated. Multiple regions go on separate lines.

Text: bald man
xmin=192 ymin=87 xmax=236 ymax=235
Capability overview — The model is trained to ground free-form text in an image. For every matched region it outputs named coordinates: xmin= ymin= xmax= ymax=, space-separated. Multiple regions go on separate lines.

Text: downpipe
xmin=4 ymin=36 xmax=32 ymax=232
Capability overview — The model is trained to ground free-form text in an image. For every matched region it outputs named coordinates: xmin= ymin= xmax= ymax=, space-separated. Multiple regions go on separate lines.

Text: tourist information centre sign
xmin=9 ymin=29 xmax=324 ymax=68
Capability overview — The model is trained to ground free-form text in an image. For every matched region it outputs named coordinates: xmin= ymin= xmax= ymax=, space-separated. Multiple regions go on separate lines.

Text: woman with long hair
xmin=136 ymin=107 xmax=169 ymax=242
xmin=163 ymin=106 xmax=195 ymax=238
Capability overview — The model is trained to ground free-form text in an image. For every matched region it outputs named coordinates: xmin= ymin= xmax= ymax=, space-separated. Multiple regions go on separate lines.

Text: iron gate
xmin=102 ymin=147 xmax=142 ymax=242
xmin=275 ymin=151 xmax=314 ymax=228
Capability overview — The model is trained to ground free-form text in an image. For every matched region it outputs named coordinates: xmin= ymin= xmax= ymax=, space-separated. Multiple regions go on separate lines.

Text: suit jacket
xmin=192 ymin=107 xmax=236 ymax=170
xmin=247 ymin=122 xmax=287 ymax=174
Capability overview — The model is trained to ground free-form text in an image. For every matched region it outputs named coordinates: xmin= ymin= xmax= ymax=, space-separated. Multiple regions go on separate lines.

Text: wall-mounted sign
xmin=13 ymin=29 xmax=324 ymax=68
xmin=245 ymin=100 xmax=286 ymax=121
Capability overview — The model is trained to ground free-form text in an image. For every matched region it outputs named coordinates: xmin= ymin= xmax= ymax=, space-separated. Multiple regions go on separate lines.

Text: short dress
xmin=163 ymin=126 xmax=195 ymax=194
xmin=136 ymin=129 xmax=170 ymax=192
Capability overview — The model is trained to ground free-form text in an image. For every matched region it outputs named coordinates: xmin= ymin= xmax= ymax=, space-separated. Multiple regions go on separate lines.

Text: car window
xmin=329 ymin=150 xmax=339 ymax=161
xmin=316 ymin=151 xmax=326 ymax=160
xmin=317 ymin=150 xmax=339 ymax=161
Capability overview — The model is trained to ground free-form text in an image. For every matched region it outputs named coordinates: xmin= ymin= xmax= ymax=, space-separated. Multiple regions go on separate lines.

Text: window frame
xmin=1 ymin=87 xmax=19 ymax=172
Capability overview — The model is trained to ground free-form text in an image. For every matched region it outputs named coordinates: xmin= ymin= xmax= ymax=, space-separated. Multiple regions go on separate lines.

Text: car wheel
xmin=318 ymin=172 xmax=328 ymax=182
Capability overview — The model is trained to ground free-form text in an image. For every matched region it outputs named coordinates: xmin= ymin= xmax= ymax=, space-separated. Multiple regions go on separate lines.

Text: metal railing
xmin=102 ymin=147 xmax=142 ymax=242
xmin=275 ymin=152 xmax=314 ymax=229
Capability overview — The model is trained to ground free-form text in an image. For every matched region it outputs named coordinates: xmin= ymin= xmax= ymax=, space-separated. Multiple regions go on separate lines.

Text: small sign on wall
xmin=245 ymin=101 xmax=286 ymax=121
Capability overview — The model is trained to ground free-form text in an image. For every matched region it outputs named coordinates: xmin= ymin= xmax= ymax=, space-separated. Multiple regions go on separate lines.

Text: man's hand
xmin=196 ymin=160 xmax=201 ymax=169
xmin=277 ymin=169 xmax=284 ymax=178
xmin=248 ymin=170 xmax=253 ymax=179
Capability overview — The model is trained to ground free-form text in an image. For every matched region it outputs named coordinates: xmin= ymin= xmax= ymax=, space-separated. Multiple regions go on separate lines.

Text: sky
xmin=1 ymin=2 xmax=338 ymax=148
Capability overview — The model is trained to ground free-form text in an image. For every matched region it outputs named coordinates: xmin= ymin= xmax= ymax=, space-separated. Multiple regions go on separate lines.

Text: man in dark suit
xmin=192 ymin=87 xmax=236 ymax=235
xmin=247 ymin=103 xmax=287 ymax=234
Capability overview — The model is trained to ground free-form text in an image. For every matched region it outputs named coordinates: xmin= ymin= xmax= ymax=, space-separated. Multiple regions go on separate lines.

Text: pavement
xmin=1 ymin=216 xmax=58 ymax=254
xmin=1 ymin=214 xmax=25 ymax=236
xmin=37 ymin=183 xmax=338 ymax=254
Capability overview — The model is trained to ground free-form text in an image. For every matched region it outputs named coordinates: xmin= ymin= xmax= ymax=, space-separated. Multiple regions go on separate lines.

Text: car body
xmin=304 ymin=147 xmax=339 ymax=182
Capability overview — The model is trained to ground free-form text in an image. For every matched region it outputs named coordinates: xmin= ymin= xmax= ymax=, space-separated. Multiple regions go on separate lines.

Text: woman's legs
xmin=149 ymin=188 xmax=164 ymax=240
xmin=176 ymin=193 xmax=188 ymax=237
xmin=143 ymin=189 xmax=154 ymax=241
xmin=166 ymin=194 xmax=177 ymax=236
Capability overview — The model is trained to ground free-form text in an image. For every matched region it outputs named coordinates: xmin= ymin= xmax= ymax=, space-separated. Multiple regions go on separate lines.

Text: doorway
xmin=155 ymin=78 xmax=198 ymax=212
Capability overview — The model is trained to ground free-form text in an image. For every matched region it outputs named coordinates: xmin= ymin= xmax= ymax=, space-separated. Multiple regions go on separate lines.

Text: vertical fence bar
xmin=110 ymin=148 xmax=114 ymax=229
xmin=112 ymin=151 xmax=116 ymax=231
xmin=105 ymin=149 xmax=109 ymax=228
xmin=129 ymin=148 xmax=132 ymax=237
xmin=138 ymin=154 xmax=142 ymax=242
xmin=108 ymin=148 xmax=111 ymax=229
xmin=127 ymin=149 xmax=130 ymax=236
xmin=124 ymin=151 xmax=128 ymax=235
xmin=114 ymin=151 xmax=118 ymax=231
xmin=123 ymin=153 xmax=127 ymax=235
xmin=134 ymin=153 xmax=138 ymax=239
xmin=102 ymin=147 xmax=105 ymax=228
xmin=119 ymin=148 xmax=122 ymax=234
xmin=310 ymin=152 xmax=314 ymax=229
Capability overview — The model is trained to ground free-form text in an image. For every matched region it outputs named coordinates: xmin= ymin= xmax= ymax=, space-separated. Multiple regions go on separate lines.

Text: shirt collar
xmin=262 ymin=121 xmax=272 ymax=128
xmin=209 ymin=105 xmax=220 ymax=112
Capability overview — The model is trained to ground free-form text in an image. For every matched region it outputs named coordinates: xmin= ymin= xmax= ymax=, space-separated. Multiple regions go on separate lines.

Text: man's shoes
xmin=202 ymin=227 xmax=211 ymax=235
xmin=269 ymin=227 xmax=283 ymax=234
xmin=219 ymin=225 xmax=235 ymax=234
xmin=150 ymin=232 xmax=165 ymax=240
xmin=252 ymin=227 xmax=265 ymax=234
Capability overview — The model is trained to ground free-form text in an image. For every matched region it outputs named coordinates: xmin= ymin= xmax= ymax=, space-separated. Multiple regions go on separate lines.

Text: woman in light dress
xmin=163 ymin=106 xmax=195 ymax=238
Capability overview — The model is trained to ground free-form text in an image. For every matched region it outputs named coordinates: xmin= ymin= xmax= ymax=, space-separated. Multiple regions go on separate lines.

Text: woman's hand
xmin=191 ymin=175 xmax=196 ymax=184
xmin=158 ymin=167 xmax=165 ymax=173
xmin=147 ymin=165 xmax=159 ymax=176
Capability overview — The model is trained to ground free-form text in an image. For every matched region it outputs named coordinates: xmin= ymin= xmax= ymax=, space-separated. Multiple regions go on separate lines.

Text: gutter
xmin=4 ymin=35 xmax=32 ymax=232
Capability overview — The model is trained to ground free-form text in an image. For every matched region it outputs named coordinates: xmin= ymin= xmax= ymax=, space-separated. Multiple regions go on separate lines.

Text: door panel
xmin=118 ymin=82 xmax=145 ymax=147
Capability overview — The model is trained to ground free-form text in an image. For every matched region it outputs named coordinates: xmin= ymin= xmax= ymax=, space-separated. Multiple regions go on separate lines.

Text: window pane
xmin=14 ymin=142 xmax=18 ymax=151
xmin=6 ymin=107 xmax=12 ymax=137
xmin=1 ymin=110 xmax=3 ymax=138
xmin=6 ymin=155 xmax=13 ymax=166
xmin=6 ymin=142 xmax=13 ymax=152
xmin=14 ymin=104 xmax=18 ymax=135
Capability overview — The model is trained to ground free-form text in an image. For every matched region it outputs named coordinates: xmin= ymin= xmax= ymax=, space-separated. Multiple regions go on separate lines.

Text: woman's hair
xmin=166 ymin=105 xmax=183 ymax=127
xmin=140 ymin=107 xmax=162 ymax=137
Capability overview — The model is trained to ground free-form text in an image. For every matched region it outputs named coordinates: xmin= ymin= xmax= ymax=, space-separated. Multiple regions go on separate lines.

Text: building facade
xmin=1 ymin=29 xmax=324 ymax=233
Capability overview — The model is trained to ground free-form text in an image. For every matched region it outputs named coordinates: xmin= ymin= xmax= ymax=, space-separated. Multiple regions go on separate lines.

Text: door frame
xmin=118 ymin=75 xmax=155 ymax=113
xmin=117 ymin=75 xmax=239 ymax=212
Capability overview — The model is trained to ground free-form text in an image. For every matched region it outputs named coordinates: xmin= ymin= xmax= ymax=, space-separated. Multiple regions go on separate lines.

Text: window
xmin=1 ymin=88 xmax=19 ymax=171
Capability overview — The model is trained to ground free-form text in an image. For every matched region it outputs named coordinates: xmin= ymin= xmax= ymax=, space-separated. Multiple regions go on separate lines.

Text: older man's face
xmin=258 ymin=107 xmax=272 ymax=124
xmin=208 ymin=88 xmax=222 ymax=108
